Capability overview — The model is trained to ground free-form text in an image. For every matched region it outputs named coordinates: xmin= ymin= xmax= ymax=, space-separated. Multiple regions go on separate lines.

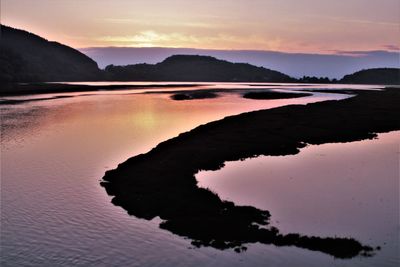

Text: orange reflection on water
xmin=0 ymin=82 xmax=392 ymax=267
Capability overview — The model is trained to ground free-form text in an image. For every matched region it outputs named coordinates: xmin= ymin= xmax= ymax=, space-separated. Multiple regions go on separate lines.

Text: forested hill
xmin=340 ymin=68 xmax=400 ymax=85
xmin=104 ymin=55 xmax=295 ymax=82
xmin=0 ymin=25 xmax=101 ymax=82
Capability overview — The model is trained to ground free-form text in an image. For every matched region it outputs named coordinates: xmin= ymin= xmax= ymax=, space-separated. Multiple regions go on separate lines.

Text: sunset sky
xmin=1 ymin=0 xmax=399 ymax=54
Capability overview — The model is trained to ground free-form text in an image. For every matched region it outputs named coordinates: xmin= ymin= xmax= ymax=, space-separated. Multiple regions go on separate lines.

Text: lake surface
xmin=1 ymin=82 xmax=397 ymax=266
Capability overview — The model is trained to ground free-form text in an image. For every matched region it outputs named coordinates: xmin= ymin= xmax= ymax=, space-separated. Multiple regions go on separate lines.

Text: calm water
xmin=1 ymin=82 xmax=396 ymax=266
xmin=197 ymin=131 xmax=400 ymax=267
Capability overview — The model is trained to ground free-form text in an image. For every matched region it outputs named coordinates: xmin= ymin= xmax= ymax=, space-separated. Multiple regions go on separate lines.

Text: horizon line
xmin=78 ymin=46 xmax=400 ymax=57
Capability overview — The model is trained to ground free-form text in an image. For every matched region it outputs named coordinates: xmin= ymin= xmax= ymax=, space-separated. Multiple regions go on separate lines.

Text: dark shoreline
xmin=101 ymin=87 xmax=399 ymax=258
xmin=0 ymin=82 xmax=384 ymax=97
xmin=0 ymin=82 xmax=202 ymax=96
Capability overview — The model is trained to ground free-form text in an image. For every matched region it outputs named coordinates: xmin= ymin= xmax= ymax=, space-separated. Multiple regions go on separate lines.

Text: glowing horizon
xmin=1 ymin=0 xmax=399 ymax=54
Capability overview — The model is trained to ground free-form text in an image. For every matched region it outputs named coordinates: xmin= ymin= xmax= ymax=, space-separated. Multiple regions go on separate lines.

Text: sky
xmin=1 ymin=0 xmax=399 ymax=54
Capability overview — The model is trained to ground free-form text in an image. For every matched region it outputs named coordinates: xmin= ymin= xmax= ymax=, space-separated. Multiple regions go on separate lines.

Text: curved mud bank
xmin=242 ymin=91 xmax=311 ymax=99
xmin=170 ymin=91 xmax=219 ymax=100
xmin=147 ymin=88 xmax=312 ymax=101
xmin=168 ymin=90 xmax=311 ymax=101
xmin=101 ymin=88 xmax=399 ymax=258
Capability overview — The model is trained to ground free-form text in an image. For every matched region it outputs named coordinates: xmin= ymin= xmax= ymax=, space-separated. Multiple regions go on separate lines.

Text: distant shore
xmin=0 ymin=81 xmax=396 ymax=97
xmin=0 ymin=82 xmax=316 ymax=105
xmin=0 ymin=82 xmax=201 ymax=96
xmin=101 ymin=87 xmax=399 ymax=258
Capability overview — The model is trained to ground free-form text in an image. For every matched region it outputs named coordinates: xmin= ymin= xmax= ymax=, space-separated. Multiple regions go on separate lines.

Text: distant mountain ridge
xmin=0 ymin=25 xmax=101 ymax=82
xmin=1 ymin=25 xmax=398 ymax=85
xmin=104 ymin=55 xmax=294 ymax=82
xmin=81 ymin=46 xmax=400 ymax=79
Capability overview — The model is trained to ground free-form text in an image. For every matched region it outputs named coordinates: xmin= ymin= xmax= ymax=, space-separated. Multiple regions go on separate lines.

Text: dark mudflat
xmin=0 ymin=95 xmax=75 ymax=105
xmin=243 ymin=91 xmax=311 ymax=99
xmin=101 ymin=88 xmax=399 ymax=258
xmin=147 ymin=88 xmax=311 ymax=101
xmin=171 ymin=91 xmax=219 ymax=100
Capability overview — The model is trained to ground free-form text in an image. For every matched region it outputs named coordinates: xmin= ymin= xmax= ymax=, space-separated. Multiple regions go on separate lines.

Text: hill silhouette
xmin=104 ymin=55 xmax=294 ymax=82
xmin=1 ymin=25 xmax=398 ymax=85
xmin=340 ymin=68 xmax=400 ymax=85
xmin=82 ymin=47 xmax=400 ymax=79
xmin=0 ymin=25 xmax=101 ymax=82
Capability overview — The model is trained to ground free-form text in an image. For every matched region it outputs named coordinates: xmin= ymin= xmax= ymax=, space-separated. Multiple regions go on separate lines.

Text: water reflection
xmin=0 ymin=83 xmax=393 ymax=266
xmin=197 ymin=131 xmax=400 ymax=266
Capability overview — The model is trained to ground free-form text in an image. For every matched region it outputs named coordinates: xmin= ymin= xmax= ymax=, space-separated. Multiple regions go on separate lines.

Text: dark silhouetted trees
xmin=0 ymin=25 xmax=101 ymax=82
xmin=104 ymin=55 xmax=295 ymax=82
xmin=340 ymin=68 xmax=400 ymax=85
